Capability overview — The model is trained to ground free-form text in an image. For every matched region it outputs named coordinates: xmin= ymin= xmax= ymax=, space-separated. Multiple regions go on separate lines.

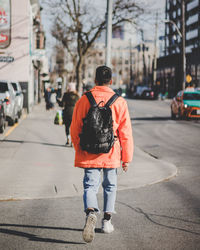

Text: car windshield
xmin=11 ymin=82 xmax=17 ymax=91
xmin=183 ymin=93 xmax=200 ymax=100
xmin=0 ymin=82 xmax=8 ymax=93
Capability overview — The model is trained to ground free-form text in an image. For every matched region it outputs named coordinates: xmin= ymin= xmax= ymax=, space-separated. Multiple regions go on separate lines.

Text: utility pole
xmin=181 ymin=0 xmax=186 ymax=90
xmin=105 ymin=0 xmax=113 ymax=67
xmin=153 ymin=12 xmax=158 ymax=87
xmin=140 ymin=29 xmax=147 ymax=85
xmin=129 ymin=39 xmax=133 ymax=84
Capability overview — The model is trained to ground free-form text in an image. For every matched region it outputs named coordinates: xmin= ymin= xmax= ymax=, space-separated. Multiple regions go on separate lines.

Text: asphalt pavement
xmin=1 ymin=99 xmax=199 ymax=250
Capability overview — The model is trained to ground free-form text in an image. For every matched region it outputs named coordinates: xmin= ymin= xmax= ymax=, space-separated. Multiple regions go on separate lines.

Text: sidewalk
xmin=0 ymin=101 xmax=177 ymax=200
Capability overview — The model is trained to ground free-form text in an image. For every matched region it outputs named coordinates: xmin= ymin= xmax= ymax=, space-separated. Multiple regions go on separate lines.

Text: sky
xmin=40 ymin=0 xmax=166 ymax=55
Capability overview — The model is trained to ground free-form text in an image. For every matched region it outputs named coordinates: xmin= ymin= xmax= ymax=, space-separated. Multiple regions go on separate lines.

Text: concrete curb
xmin=0 ymin=146 xmax=177 ymax=201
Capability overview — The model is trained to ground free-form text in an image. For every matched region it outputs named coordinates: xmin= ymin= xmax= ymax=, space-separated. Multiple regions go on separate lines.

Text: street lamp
xmin=164 ymin=19 xmax=182 ymax=38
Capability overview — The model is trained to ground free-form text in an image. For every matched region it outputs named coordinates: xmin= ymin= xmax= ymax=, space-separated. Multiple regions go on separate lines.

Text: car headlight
xmin=184 ymin=104 xmax=188 ymax=108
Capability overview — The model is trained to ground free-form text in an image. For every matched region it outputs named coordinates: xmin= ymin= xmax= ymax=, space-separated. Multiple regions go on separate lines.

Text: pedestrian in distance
xmin=70 ymin=65 xmax=134 ymax=243
xmin=57 ymin=82 xmax=79 ymax=145
xmin=44 ymin=87 xmax=53 ymax=110
xmin=50 ymin=88 xmax=57 ymax=109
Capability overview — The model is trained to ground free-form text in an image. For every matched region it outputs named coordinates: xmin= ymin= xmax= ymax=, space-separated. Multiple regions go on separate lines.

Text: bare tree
xmin=44 ymin=0 xmax=145 ymax=93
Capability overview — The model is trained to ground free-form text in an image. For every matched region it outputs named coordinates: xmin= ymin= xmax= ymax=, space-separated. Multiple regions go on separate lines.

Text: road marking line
xmin=4 ymin=113 xmax=27 ymax=138
xmin=4 ymin=123 xmax=18 ymax=137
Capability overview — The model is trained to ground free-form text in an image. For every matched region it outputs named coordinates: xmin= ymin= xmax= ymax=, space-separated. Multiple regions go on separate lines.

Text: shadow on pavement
xmin=131 ymin=116 xmax=171 ymax=121
xmin=0 ymin=139 xmax=67 ymax=148
xmin=0 ymin=223 xmax=84 ymax=244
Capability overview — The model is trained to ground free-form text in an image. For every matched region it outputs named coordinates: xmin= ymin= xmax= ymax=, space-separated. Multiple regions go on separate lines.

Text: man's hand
xmin=122 ymin=162 xmax=129 ymax=172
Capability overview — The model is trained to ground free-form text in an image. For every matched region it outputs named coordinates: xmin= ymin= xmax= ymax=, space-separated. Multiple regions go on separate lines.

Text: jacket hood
xmin=90 ymin=85 xmax=114 ymax=93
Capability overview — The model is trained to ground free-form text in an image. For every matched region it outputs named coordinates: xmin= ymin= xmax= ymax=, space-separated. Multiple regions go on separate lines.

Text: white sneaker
xmin=82 ymin=213 xmax=97 ymax=243
xmin=101 ymin=219 xmax=114 ymax=233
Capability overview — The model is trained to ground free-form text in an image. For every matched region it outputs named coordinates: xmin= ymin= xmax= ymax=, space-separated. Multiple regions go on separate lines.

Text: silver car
xmin=0 ymin=99 xmax=6 ymax=133
xmin=11 ymin=82 xmax=24 ymax=118
xmin=0 ymin=80 xmax=18 ymax=125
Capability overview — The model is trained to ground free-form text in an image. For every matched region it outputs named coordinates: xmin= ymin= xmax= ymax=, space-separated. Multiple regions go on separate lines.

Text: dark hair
xmin=95 ymin=66 xmax=112 ymax=85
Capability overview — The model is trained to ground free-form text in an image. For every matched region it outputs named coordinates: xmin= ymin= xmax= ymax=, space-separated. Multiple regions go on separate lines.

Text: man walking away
xmin=70 ymin=66 xmax=134 ymax=243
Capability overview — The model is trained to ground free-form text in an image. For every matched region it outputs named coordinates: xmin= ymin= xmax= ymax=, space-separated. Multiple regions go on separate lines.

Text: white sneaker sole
xmin=101 ymin=227 xmax=114 ymax=234
xmin=83 ymin=214 xmax=97 ymax=243
xmin=101 ymin=220 xmax=114 ymax=234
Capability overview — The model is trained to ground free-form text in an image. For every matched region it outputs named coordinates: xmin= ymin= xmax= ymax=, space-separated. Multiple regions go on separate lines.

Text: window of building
xmin=197 ymin=65 xmax=200 ymax=78
xmin=191 ymin=64 xmax=196 ymax=75
xmin=186 ymin=29 xmax=198 ymax=40
xmin=173 ymin=11 xmax=176 ymax=19
xmin=176 ymin=46 xmax=180 ymax=53
xmin=125 ymin=60 xmax=129 ymax=64
xmin=186 ymin=14 xmax=198 ymax=26
xmin=36 ymin=37 xmax=40 ymax=49
xmin=167 ymin=1 xmax=170 ymax=10
xmin=166 ymin=25 xmax=169 ymax=34
xmin=178 ymin=8 xmax=181 ymax=16
xmin=187 ymin=0 xmax=199 ymax=11
xmin=186 ymin=45 xmax=193 ymax=53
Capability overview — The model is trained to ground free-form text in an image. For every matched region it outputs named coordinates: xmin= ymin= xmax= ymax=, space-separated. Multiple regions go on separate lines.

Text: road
xmin=0 ymin=98 xmax=199 ymax=250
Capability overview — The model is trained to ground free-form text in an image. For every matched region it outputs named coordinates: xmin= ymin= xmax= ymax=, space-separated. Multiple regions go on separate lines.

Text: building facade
xmin=0 ymin=0 xmax=47 ymax=112
xmin=82 ymin=39 xmax=155 ymax=90
xmin=49 ymin=32 xmax=155 ymax=93
xmin=157 ymin=0 xmax=200 ymax=97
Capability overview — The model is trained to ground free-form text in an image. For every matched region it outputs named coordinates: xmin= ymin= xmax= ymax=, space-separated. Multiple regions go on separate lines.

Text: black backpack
xmin=79 ymin=91 xmax=119 ymax=154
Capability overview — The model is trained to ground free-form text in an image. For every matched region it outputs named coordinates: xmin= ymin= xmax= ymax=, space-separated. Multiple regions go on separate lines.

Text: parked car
xmin=11 ymin=81 xmax=24 ymax=118
xmin=0 ymin=80 xmax=18 ymax=125
xmin=133 ymin=86 xmax=155 ymax=100
xmin=141 ymin=89 xmax=155 ymax=99
xmin=171 ymin=90 xmax=200 ymax=119
xmin=133 ymin=86 xmax=149 ymax=99
xmin=195 ymin=87 xmax=200 ymax=92
xmin=0 ymin=99 xmax=6 ymax=133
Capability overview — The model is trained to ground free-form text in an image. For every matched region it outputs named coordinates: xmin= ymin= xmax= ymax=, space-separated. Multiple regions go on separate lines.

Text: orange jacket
xmin=70 ymin=85 xmax=134 ymax=168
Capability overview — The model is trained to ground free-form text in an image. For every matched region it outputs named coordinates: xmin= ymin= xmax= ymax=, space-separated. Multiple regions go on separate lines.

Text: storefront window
xmin=0 ymin=0 xmax=11 ymax=49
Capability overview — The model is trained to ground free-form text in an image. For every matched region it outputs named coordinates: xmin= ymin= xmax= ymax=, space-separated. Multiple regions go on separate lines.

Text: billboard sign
xmin=0 ymin=0 xmax=11 ymax=49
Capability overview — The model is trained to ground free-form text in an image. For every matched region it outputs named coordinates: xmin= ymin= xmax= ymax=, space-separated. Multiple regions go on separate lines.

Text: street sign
xmin=186 ymin=74 xmax=192 ymax=83
xmin=0 ymin=56 xmax=14 ymax=62
xmin=0 ymin=0 xmax=11 ymax=49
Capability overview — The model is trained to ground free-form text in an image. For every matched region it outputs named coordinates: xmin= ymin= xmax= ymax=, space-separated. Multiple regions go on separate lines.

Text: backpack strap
xmin=85 ymin=91 xmax=119 ymax=107
xmin=105 ymin=93 xmax=119 ymax=107
xmin=85 ymin=91 xmax=97 ymax=106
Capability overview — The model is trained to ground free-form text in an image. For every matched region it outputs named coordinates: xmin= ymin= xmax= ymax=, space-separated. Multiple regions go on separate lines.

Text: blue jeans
xmin=83 ymin=168 xmax=117 ymax=213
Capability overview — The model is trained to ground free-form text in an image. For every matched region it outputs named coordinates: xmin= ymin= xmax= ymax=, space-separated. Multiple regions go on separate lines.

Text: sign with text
xmin=0 ymin=55 xmax=14 ymax=62
xmin=0 ymin=0 xmax=11 ymax=49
